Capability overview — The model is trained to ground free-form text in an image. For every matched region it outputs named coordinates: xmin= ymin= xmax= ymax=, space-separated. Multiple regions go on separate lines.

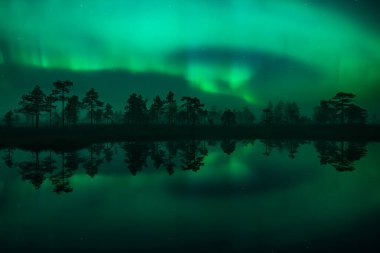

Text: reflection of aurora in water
xmin=0 ymin=140 xmax=380 ymax=252
xmin=1 ymin=0 xmax=380 ymax=109
xmin=0 ymin=140 xmax=371 ymax=193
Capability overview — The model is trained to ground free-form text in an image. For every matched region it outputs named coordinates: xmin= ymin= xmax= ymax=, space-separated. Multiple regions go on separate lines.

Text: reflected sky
xmin=0 ymin=140 xmax=380 ymax=251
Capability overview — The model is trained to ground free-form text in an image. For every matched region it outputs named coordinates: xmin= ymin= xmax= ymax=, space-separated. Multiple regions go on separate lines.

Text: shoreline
xmin=1 ymin=124 xmax=379 ymax=150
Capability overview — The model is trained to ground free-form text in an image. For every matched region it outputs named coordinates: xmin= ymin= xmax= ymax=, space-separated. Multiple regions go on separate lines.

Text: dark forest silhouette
xmin=0 ymin=81 xmax=372 ymax=129
xmin=0 ymin=139 xmax=369 ymax=194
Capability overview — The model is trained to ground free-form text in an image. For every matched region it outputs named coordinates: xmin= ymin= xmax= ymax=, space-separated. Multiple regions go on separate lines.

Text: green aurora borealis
xmin=1 ymin=0 xmax=380 ymax=113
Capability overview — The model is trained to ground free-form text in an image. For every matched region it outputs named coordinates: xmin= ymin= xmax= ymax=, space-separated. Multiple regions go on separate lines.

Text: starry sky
xmin=0 ymin=0 xmax=380 ymax=114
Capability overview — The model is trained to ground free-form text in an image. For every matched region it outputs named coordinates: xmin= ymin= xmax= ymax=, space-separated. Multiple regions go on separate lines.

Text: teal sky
xmin=1 ymin=0 xmax=380 ymax=114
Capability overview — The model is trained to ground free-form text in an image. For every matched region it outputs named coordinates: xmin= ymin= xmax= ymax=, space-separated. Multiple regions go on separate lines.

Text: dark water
xmin=0 ymin=140 xmax=379 ymax=252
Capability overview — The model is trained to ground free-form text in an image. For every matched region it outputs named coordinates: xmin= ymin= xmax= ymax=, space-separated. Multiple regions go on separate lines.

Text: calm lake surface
xmin=1 ymin=139 xmax=380 ymax=252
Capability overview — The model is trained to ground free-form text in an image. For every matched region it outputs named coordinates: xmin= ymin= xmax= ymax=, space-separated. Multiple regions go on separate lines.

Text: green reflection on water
xmin=0 ymin=140 xmax=380 ymax=252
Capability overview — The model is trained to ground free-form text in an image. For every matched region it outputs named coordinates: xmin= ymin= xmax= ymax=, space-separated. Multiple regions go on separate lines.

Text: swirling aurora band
xmin=0 ymin=0 xmax=379 ymax=110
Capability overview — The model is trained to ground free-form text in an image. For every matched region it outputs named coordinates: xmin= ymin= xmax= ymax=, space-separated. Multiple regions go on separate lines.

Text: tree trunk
xmin=61 ymin=152 xmax=65 ymax=186
xmin=62 ymin=152 xmax=64 ymax=170
xmin=36 ymin=151 xmax=40 ymax=170
xmin=36 ymin=113 xmax=39 ymax=128
xmin=49 ymin=110 xmax=52 ymax=128
xmin=62 ymin=90 xmax=65 ymax=128
xmin=90 ymin=103 xmax=93 ymax=125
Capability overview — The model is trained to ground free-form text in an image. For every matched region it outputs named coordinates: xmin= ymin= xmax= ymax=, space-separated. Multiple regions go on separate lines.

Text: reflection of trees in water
xmin=50 ymin=152 xmax=75 ymax=193
xmin=65 ymin=151 xmax=84 ymax=171
xmin=220 ymin=139 xmax=236 ymax=155
xmin=123 ymin=142 xmax=149 ymax=175
xmin=50 ymin=150 xmax=86 ymax=193
xmin=260 ymin=139 xmax=305 ymax=159
xmin=9 ymin=139 xmax=370 ymax=194
xmin=261 ymin=139 xmax=273 ymax=156
xmin=42 ymin=151 xmax=57 ymax=177
xmin=259 ymin=139 xmax=367 ymax=169
xmin=149 ymin=142 xmax=179 ymax=175
xmin=104 ymin=143 xmax=114 ymax=163
xmin=314 ymin=141 xmax=367 ymax=171
xmin=199 ymin=140 xmax=208 ymax=157
xmin=150 ymin=142 xmax=165 ymax=169
xmin=241 ymin=139 xmax=255 ymax=147
xmin=15 ymin=147 xmax=106 ymax=193
xmin=15 ymin=150 xmax=77 ymax=193
xmin=122 ymin=141 xmax=208 ymax=175
xmin=83 ymin=144 xmax=105 ymax=177
xmin=284 ymin=141 xmax=302 ymax=159
xmin=18 ymin=151 xmax=56 ymax=189
xmin=163 ymin=141 xmax=178 ymax=175
xmin=178 ymin=140 xmax=207 ymax=172
xmin=2 ymin=147 xmax=14 ymax=168
xmin=207 ymin=140 xmax=218 ymax=147
xmin=164 ymin=156 xmax=175 ymax=175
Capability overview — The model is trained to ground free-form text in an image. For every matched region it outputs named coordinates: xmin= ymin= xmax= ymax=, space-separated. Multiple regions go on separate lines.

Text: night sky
xmin=1 ymin=0 xmax=380 ymax=114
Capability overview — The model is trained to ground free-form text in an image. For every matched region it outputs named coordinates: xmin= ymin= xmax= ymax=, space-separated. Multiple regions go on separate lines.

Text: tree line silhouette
xmin=0 ymin=139 xmax=368 ymax=194
xmin=1 ymin=80 xmax=371 ymax=128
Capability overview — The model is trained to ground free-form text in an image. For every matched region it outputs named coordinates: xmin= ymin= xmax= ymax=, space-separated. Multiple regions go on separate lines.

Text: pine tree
xmin=45 ymin=94 xmax=57 ymax=128
xmin=273 ymin=101 xmax=285 ymax=124
xmin=313 ymin=100 xmax=337 ymax=124
xmin=180 ymin=97 xmax=204 ymax=125
xmin=149 ymin=96 xmax=165 ymax=124
xmin=261 ymin=102 xmax=273 ymax=125
xmin=346 ymin=104 xmax=367 ymax=124
xmin=94 ymin=109 xmax=104 ymax=124
xmin=164 ymin=91 xmax=177 ymax=125
xmin=331 ymin=92 xmax=355 ymax=124
xmin=65 ymin=95 xmax=81 ymax=126
xmin=104 ymin=103 xmax=114 ymax=124
xmin=221 ymin=109 xmax=236 ymax=126
xmin=285 ymin=102 xmax=300 ymax=124
xmin=52 ymin=80 xmax=73 ymax=127
xmin=18 ymin=85 xmax=48 ymax=128
xmin=124 ymin=93 xmax=148 ymax=124
xmin=82 ymin=88 xmax=103 ymax=125
xmin=2 ymin=110 xmax=15 ymax=127
xmin=242 ymin=107 xmax=255 ymax=125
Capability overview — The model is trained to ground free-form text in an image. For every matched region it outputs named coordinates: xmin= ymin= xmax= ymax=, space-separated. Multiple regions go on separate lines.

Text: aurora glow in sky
xmin=1 ymin=0 xmax=380 ymax=113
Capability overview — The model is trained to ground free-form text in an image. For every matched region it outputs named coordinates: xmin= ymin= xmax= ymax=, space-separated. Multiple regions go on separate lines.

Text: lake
xmin=1 ymin=139 xmax=379 ymax=252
